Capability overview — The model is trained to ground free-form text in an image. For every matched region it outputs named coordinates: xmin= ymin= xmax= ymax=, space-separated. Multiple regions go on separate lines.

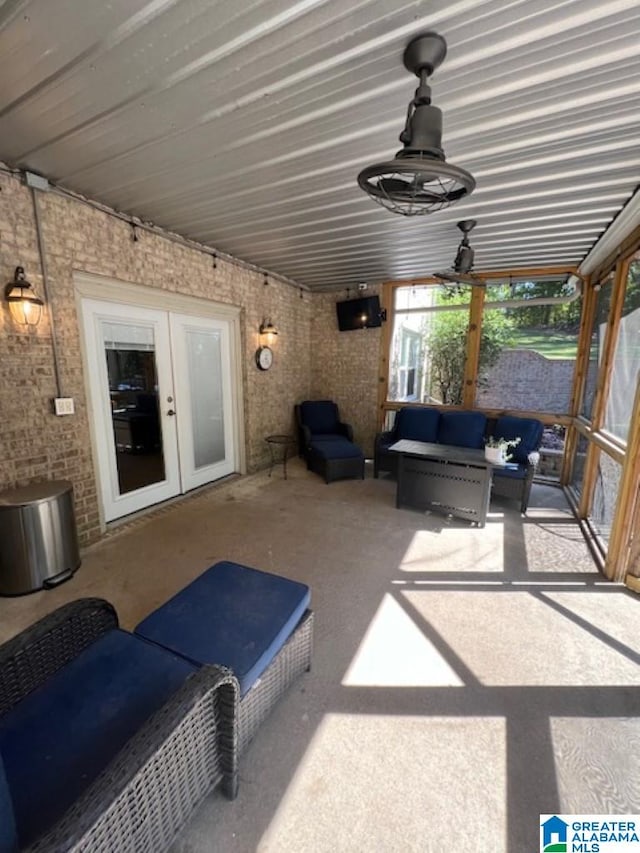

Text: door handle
xmin=167 ymin=409 xmax=176 ymax=416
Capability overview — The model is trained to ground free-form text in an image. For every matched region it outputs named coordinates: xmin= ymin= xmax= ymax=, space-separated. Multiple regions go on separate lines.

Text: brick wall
xmin=310 ymin=291 xmax=381 ymax=456
xmin=476 ymin=349 xmax=575 ymax=413
xmin=0 ymin=172 xmax=314 ymax=544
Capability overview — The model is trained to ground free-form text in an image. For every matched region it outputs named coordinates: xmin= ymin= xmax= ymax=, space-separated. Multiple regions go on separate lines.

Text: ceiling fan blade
xmin=377 ymin=177 xmax=414 ymax=194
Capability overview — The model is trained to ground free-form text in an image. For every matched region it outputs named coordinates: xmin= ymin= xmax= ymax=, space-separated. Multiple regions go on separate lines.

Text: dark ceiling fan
xmin=433 ymin=220 xmax=487 ymax=287
xmin=357 ymin=32 xmax=475 ymax=216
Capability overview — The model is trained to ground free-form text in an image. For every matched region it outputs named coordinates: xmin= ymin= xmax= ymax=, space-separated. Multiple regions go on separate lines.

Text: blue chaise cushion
xmin=299 ymin=400 xmax=340 ymax=435
xmin=437 ymin=411 xmax=487 ymax=448
xmin=492 ymin=416 xmax=544 ymax=464
xmin=135 ymin=561 xmax=311 ymax=697
xmin=0 ymin=629 xmax=196 ymax=848
xmin=0 ymin=755 xmax=16 ymax=853
xmin=395 ymin=407 xmax=440 ymax=443
xmin=310 ymin=438 xmax=363 ymax=460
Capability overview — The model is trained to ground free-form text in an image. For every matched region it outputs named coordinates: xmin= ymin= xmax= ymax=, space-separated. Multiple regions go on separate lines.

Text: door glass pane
xmin=186 ymin=328 xmax=225 ymax=468
xmin=103 ymin=321 xmax=165 ymax=494
xmin=603 ymin=258 xmax=640 ymax=442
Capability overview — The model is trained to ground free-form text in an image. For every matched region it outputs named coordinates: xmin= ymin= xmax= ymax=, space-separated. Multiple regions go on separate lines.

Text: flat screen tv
xmin=336 ymin=295 xmax=383 ymax=331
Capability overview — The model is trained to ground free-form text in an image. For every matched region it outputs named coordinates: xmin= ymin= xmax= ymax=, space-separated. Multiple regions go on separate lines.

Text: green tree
xmin=425 ymin=292 xmax=515 ymax=404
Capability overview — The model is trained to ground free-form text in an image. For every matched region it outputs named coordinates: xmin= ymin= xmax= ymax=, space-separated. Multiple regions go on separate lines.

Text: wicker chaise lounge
xmin=0 ymin=564 xmax=314 ymax=853
xmin=134 ymin=561 xmax=314 ymax=753
xmin=0 ymin=598 xmax=239 ymax=853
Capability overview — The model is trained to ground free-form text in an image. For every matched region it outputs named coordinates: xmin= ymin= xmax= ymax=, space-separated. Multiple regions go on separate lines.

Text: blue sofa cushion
xmin=299 ymin=401 xmax=340 ymax=435
xmin=0 ymin=755 xmax=16 ymax=853
xmin=135 ymin=561 xmax=311 ymax=697
xmin=395 ymin=407 xmax=440 ymax=443
xmin=493 ymin=416 xmax=543 ymax=464
xmin=0 ymin=629 xmax=196 ymax=848
xmin=437 ymin=411 xmax=487 ymax=449
xmin=310 ymin=439 xmax=363 ymax=460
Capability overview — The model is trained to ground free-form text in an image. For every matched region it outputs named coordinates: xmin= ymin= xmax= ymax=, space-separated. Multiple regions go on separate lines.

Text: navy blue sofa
xmin=375 ymin=407 xmax=543 ymax=513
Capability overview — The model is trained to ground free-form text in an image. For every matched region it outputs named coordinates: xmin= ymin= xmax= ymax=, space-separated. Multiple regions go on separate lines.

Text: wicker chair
xmin=295 ymin=400 xmax=354 ymax=460
xmin=0 ymin=599 xmax=239 ymax=853
xmin=488 ymin=415 xmax=544 ymax=513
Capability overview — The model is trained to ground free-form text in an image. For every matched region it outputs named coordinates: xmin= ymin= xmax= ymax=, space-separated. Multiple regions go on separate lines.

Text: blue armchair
xmin=295 ymin=400 xmax=354 ymax=461
xmin=489 ymin=415 xmax=544 ymax=513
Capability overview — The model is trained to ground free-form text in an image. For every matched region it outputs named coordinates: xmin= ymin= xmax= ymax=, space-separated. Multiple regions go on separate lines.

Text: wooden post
xmin=561 ymin=275 xmax=592 ymax=486
xmin=462 ymin=284 xmax=485 ymax=408
xmin=578 ymin=259 xmax=629 ymax=518
xmin=605 ymin=372 xmax=640 ymax=581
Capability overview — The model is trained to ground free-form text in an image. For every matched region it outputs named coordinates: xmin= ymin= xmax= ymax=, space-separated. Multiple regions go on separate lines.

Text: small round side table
xmin=265 ymin=434 xmax=297 ymax=480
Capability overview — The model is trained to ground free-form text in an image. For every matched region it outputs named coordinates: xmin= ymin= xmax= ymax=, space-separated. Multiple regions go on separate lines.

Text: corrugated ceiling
xmin=1 ymin=0 xmax=639 ymax=290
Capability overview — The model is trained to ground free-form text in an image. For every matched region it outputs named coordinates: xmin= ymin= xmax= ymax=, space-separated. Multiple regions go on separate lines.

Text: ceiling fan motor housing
xmin=399 ymin=103 xmax=445 ymax=161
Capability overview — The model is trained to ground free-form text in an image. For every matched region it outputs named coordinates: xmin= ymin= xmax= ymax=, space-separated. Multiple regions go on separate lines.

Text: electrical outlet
xmin=54 ymin=397 xmax=75 ymax=416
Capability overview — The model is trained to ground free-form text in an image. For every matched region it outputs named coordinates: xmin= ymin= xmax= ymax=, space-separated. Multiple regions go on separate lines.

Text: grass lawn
xmin=508 ymin=328 xmax=577 ymax=359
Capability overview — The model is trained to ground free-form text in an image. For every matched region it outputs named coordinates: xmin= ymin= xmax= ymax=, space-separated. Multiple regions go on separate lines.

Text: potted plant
xmin=484 ymin=435 xmax=521 ymax=466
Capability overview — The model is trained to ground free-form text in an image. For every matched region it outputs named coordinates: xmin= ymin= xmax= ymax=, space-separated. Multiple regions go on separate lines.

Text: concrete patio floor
xmin=1 ymin=460 xmax=639 ymax=852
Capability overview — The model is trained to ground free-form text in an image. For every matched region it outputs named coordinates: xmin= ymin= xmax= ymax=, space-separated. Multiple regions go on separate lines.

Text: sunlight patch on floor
xmin=342 ymin=593 xmax=463 ymax=686
xmin=550 ymin=717 xmax=640 ymax=813
xmin=402 ymin=590 xmax=640 ymax=685
xmin=541 ymin=591 xmax=640 ymax=657
xmin=259 ymin=714 xmax=506 ymax=853
xmin=398 ymin=525 xmax=505 ymax=573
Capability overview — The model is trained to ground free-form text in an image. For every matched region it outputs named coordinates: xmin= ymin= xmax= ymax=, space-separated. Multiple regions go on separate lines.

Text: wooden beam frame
xmin=561 ymin=275 xmax=592 ymax=486
xmin=578 ymin=258 xmax=629 ymax=519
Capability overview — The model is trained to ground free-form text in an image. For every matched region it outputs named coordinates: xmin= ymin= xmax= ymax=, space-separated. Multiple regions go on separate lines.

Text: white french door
xmin=82 ymin=299 xmax=236 ymax=522
xmin=170 ymin=313 xmax=235 ymax=491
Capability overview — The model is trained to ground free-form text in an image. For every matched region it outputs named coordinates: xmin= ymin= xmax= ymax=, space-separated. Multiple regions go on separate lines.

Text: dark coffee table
xmin=389 ymin=439 xmax=494 ymax=526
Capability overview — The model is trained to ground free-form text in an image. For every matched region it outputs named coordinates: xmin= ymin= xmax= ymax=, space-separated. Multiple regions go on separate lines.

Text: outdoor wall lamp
xmin=259 ymin=318 xmax=278 ymax=346
xmin=4 ymin=266 xmax=44 ymax=327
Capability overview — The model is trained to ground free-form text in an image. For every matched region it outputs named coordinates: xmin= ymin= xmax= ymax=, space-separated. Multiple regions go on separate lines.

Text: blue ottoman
xmin=135 ymin=561 xmax=313 ymax=750
xmin=308 ymin=438 xmax=365 ymax=483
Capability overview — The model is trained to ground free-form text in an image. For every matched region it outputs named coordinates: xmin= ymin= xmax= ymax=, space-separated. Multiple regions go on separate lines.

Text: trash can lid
xmin=0 ymin=480 xmax=74 ymax=507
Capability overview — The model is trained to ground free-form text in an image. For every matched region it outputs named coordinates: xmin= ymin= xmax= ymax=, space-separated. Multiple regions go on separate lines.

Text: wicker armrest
xmin=338 ymin=421 xmax=354 ymax=442
xmin=0 ymin=598 xmax=118 ymax=716
xmin=27 ymin=664 xmax=240 ymax=853
xmin=375 ymin=429 xmax=395 ymax=448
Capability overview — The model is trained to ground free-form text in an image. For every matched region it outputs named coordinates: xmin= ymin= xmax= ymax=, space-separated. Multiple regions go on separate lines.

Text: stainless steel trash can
xmin=0 ymin=480 xmax=81 ymax=595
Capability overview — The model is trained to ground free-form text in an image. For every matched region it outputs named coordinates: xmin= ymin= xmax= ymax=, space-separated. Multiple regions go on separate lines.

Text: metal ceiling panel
xmin=1 ymin=0 xmax=639 ymax=290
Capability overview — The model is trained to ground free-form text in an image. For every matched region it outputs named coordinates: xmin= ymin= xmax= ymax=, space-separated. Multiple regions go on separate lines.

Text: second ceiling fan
xmin=433 ymin=220 xmax=487 ymax=288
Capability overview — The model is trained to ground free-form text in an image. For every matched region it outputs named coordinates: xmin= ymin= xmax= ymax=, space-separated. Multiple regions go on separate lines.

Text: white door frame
xmin=81 ymin=299 xmax=182 ymax=521
xmin=75 ymin=272 xmax=246 ymax=530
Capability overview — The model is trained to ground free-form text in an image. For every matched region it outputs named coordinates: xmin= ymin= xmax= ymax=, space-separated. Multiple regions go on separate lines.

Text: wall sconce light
xmin=259 ymin=318 xmax=278 ymax=346
xmin=4 ymin=266 xmax=44 ymax=327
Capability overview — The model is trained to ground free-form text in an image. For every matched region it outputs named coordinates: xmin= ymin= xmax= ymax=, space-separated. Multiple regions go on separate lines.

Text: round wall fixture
xmin=255 ymin=346 xmax=273 ymax=370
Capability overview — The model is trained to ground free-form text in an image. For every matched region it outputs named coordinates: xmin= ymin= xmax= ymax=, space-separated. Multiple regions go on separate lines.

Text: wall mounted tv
xmin=335 ymin=295 xmax=384 ymax=331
